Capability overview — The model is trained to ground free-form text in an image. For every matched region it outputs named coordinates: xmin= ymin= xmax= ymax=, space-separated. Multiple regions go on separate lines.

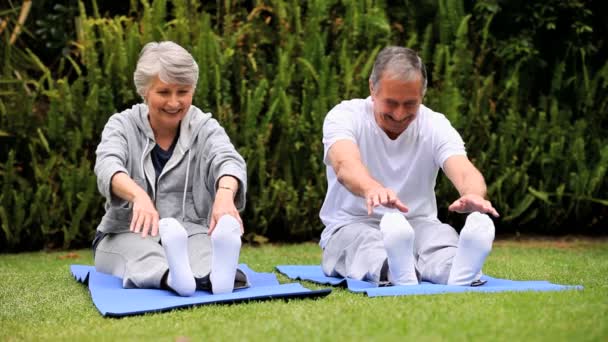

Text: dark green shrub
xmin=0 ymin=0 xmax=606 ymax=251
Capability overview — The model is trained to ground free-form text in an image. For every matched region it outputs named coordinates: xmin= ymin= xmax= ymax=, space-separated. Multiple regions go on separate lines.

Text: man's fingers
xmin=394 ymin=199 xmax=409 ymax=213
xmin=448 ymin=205 xmax=460 ymax=212
xmin=447 ymin=201 xmax=458 ymax=212
xmin=368 ymin=195 xmax=378 ymax=214
xmin=488 ymin=206 xmax=500 ymax=218
xmin=477 ymin=199 xmax=499 ymax=217
xmin=367 ymin=189 xmax=407 ymax=215
xmin=371 ymin=194 xmax=379 ymax=208
xmin=367 ymin=195 xmax=376 ymax=215
xmin=379 ymin=192 xmax=389 ymax=205
xmin=448 ymin=198 xmax=467 ymax=212
xmin=483 ymin=202 xmax=497 ymax=216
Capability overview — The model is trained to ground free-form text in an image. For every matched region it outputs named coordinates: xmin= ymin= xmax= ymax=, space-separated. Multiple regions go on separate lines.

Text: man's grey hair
xmin=133 ymin=41 xmax=199 ymax=98
xmin=369 ymin=46 xmax=427 ymax=95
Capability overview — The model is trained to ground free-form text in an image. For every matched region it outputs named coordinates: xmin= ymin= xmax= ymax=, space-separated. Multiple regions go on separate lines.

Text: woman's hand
xmin=110 ymin=172 xmax=159 ymax=237
xmin=130 ymin=190 xmax=160 ymax=238
xmin=208 ymin=187 xmax=243 ymax=236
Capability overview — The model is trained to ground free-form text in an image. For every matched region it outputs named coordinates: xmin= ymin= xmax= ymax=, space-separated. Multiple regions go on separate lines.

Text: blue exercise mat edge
xmin=275 ymin=265 xmax=583 ymax=297
xmin=71 ymin=264 xmax=331 ymax=317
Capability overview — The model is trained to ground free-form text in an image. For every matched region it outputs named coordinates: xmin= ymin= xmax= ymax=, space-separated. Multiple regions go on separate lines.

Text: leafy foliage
xmin=0 ymin=0 xmax=606 ymax=251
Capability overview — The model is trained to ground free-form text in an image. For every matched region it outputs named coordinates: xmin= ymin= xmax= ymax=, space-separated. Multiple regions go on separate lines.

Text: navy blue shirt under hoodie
xmin=151 ymin=126 xmax=180 ymax=181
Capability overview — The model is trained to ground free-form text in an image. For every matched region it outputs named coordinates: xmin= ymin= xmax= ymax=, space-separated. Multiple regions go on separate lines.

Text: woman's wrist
xmin=218 ymin=186 xmax=235 ymax=194
xmin=217 ymin=175 xmax=238 ymax=198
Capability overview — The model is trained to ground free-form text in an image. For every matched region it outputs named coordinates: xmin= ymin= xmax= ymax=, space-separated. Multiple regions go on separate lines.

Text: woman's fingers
xmin=140 ymin=215 xmax=151 ymax=237
xmin=130 ymin=212 xmax=138 ymax=232
xmin=133 ymin=213 xmax=145 ymax=233
xmin=235 ymin=213 xmax=244 ymax=235
xmin=208 ymin=217 xmax=217 ymax=235
xmin=130 ymin=193 xmax=159 ymax=237
xmin=130 ymin=207 xmax=159 ymax=237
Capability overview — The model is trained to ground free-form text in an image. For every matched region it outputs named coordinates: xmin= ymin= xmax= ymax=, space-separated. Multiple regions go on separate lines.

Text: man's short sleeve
xmin=433 ymin=115 xmax=467 ymax=169
xmin=322 ymin=104 xmax=359 ymax=165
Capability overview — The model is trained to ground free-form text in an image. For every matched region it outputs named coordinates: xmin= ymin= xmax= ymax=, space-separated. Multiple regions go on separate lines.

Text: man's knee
xmin=321 ymin=224 xmax=386 ymax=281
xmin=417 ymin=247 xmax=456 ymax=284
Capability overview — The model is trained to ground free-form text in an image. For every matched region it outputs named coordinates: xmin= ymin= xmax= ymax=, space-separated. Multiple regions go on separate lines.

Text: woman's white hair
xmin=133 ymin=41 xmax=199 ymax=98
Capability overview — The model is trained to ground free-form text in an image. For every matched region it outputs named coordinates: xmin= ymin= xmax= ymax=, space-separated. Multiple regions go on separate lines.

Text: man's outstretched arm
xmin=442 ymin=155 xmax=499 ymax=217
xmin=327 ymin=140 xmax=408 ymax=215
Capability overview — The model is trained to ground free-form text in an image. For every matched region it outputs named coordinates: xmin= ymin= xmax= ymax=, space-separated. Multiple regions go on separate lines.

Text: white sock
xmin=210 ymin=215 xmax=242 ymax=294
xmin=380 ymin=212 xmax=418 ymax=285
xmin=447 ymin=212 xmax=495 ymax=286
xmin=159 ymin=218 xmax=195 ymax=296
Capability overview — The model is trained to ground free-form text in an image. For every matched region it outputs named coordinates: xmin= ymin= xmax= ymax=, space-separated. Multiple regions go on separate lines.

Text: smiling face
xmin=145 ymin=76 xmax=194 ymax=132
xmin=370 ymin=75 xmax=423 ymax=140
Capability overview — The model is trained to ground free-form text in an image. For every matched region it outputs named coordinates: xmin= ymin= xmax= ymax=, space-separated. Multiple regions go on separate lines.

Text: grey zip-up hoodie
xmin=94 ymin=103 xmax=246 ymax=236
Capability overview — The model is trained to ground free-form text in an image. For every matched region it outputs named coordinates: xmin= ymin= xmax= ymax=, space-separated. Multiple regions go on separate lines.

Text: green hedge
xmin=1 ymin=0 xmax=606 ymax=251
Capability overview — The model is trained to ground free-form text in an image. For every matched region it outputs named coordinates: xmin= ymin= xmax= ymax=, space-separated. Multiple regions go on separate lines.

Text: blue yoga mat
xmin=276 ymin=265 xmax=583 ymax=297
xmin=72 ymin=264 xmax=331 ymax=317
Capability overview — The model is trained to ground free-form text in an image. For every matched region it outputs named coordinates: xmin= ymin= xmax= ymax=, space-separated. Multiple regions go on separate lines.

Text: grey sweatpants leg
xmin=322 ymin=222 xmax=387 ymax=283
xmin=95 ymin=231 xmax=211 ymax=289
xmin=322 ymin=218 xmax=459 ymax=285
xmin=411 ymin=218 xmax=459 ymax=285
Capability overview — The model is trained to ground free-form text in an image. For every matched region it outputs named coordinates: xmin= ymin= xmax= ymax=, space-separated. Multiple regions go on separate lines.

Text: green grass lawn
xmin=1 ymin=240 xmax=607 ymax=341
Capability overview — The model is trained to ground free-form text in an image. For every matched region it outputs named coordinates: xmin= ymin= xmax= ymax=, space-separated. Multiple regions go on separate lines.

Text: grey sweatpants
xmin=95 ymin=231 xmax=213 ymax=290
xmin=322 ymin=218 xmax=459 ymax=284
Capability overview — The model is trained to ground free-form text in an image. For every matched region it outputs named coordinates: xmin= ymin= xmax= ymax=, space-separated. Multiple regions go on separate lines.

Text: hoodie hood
xmin=132 ymin=103 xmax=212 ymax=151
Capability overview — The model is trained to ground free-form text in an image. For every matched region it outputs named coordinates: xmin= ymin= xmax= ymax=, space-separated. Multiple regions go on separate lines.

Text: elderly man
xmin=320 ymin=46 xmax=499 ymax=286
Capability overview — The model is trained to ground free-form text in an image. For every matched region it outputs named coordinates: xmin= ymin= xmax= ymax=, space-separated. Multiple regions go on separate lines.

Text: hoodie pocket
xmin=108 ymin=207 xmax=133 ymax=222
xmin=100 ymin=207 xmax=133 ymax=233
xmin=183 ymin=192 xmax=205 ymax=224
xmin=156 ymin=191 xmax=205 ymax=225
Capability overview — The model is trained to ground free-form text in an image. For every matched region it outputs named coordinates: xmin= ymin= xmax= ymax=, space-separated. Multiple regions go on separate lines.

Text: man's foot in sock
xmin=159 ymin=218 xmax=196 ymax=296
xmin=210 ymin=215 xmax=242 ymax=294
xmin=447 ymin=212 xmax=495 ymax=286
xmin=380 ymin=212 xmax=418 ymax=285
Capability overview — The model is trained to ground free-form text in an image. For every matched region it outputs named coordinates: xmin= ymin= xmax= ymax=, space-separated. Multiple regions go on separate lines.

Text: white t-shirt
xmin=319 ymin=97 xmax=466 ymax=248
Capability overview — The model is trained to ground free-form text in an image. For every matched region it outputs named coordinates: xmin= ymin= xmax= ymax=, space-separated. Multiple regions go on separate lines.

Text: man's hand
xmin=327 ymin=140 xmax=408 ymax=215
xmin=130 ymin=191 xmax=160 ymax=237
xmin=364 ymin=186 xmax=409 ymax=215
xmin=448 ymin=194 xmax=499 ymax=217
xmin=208 ymin=188 xmax=243 ymax=236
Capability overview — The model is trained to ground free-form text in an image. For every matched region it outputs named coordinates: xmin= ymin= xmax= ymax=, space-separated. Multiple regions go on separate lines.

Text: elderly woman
xmin=93 ymin=41 xmax=247 ymax=296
